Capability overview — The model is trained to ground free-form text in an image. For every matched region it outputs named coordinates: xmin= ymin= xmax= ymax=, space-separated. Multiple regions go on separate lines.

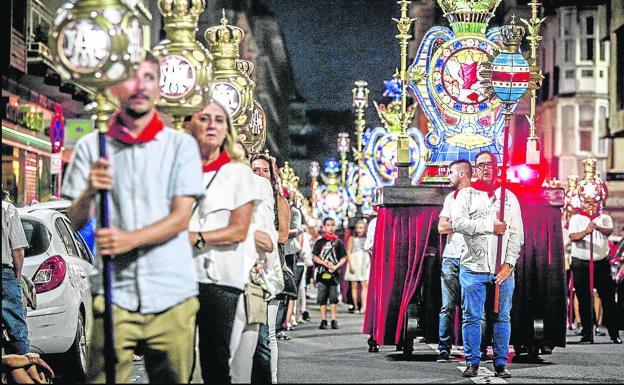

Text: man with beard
xmin=451 ymin=151 xmax=523 ymax=379
xmin=436 ymin=159 xmax=471 ymax=362
xmin=63 ymin=53 xmax=205 ymax=383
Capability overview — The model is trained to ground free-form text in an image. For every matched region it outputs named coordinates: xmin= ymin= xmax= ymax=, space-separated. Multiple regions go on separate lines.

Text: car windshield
xmin=20 ymin=218 xmax=51 ymax=257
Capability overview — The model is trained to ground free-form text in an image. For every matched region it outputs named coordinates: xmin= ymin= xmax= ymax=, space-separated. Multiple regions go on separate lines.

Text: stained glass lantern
xmin=352 ymin=81 xmax=369 ymax=109
xmin=337 ymin=133 xmax=351 ymax=156
xmin=49 ymin=0 xmax=147 ymax=87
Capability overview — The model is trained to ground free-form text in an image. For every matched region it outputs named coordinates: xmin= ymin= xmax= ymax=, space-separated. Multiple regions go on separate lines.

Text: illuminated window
xmin=561 ymin=105 xmax=576 ymax=153
xmin=578 ymin=104 xmax=594 ymax=153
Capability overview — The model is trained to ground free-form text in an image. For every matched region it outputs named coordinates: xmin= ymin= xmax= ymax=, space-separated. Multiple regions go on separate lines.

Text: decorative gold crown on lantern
xmin=581 ymin=155 xmax=597 ymax=181
xmin=158 ymin=0 xmax=205 ymax=31
xmin=437 ymin=0 xmax=502 ymax=34
xmin=500 ymin=16 xmax=525 ymax=52
xmin=205 ymin=10 xmax=245 ymax=58
xmin=566 ymin=174 xmax=579 ymax=191
xmin=280 ymin=161 xmax=300 ymax=190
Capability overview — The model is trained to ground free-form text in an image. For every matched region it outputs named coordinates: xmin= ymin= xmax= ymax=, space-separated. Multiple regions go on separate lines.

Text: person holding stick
xmin=451 ymin=151 xmax=523 ymax=379
xmin=63 ymin=54 xmax=205 ymax=383
xmin=568 ymin=202 xmax=621 ymax=344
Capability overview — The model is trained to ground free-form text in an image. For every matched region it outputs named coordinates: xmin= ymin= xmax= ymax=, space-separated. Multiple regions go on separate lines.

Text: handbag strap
xmin=191 ymin=167 xmax=221 ymax=216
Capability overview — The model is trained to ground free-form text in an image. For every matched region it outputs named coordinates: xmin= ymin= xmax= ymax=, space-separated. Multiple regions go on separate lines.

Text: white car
xmin=18 ymin=207 xmax=94 ymax=380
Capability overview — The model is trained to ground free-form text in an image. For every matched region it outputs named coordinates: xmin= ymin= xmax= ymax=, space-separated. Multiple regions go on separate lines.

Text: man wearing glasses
xmin=451 ymin=151 xmax=524 ymax=379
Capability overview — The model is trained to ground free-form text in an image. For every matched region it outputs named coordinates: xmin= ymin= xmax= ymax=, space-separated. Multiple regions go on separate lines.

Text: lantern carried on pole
xmin=481 ymin=16 xmax=539 ymax=313
xmin=50 ymin=1 xmax=147 ymax=382
xmin=152 ymin=0 xmax=214 ymax=131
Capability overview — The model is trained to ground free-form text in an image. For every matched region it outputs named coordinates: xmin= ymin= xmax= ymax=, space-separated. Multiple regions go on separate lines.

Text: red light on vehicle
xmin=32 ymin=255 xmax=66 ymax=294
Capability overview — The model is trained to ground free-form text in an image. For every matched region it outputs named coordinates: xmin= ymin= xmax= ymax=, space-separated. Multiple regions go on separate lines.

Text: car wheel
xmin=63 ymin=312 xmax=87 ymax=382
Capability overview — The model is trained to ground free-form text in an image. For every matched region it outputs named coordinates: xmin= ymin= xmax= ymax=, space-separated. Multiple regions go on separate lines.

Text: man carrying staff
xmin=568 ymin=202 xmax=621 ymax=344
xmin=63 ymin=53 xmax=205 ymax=383
xmin=451 ymin=151 xmax=523 ymax=379
xmin=436 ymin=159 xmax=471 ymax=363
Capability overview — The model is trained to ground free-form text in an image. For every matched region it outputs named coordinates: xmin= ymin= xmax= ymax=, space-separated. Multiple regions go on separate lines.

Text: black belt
xmin=2 ymin=264 xmax=14 ymax=269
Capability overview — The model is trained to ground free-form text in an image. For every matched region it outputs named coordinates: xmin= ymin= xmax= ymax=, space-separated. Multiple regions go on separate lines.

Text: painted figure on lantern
xmin=409 ymin=0 xmax=509 ymax=177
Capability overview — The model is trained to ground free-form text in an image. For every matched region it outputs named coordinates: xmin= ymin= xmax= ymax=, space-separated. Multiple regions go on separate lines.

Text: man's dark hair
xmin=449 ymin=159 xmax=472 ymax=178
xmin=475 ymin=150 xmax=498 ymax=164
xmin=323 ymin=217 xmax=335 ymax=226
xmin=144 ymin=51 xmax=160 ymax=77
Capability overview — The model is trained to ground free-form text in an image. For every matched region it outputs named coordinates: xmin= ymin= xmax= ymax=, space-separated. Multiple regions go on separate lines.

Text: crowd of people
xmin=2 ymin=54 xmax=623 ymax=384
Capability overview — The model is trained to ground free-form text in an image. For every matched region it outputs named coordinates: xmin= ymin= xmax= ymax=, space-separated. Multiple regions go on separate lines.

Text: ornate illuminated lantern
xmin=409 ymin=0 xmax=506 ymax=176
xmin=310 ymin=161 xmax=320 ymax=217
xmin=577 ymin=155 xmax=607 ymax=216
xmin=313 ymin=159 xmax=349 ymax=223
xmin=49 ymin=0 xmax=147 ymax=87
xmin=563 ymin=174 xmax=582 ymax=221
xmin=152 ymin=0 xmax=213 ymax=130
xmin=361 ymin=74 xmax=427 ymax=186
xmin=205 ymin=12 xmax=255 ymax=133
xmin=237 ymin=59 xmax=267 ymax=154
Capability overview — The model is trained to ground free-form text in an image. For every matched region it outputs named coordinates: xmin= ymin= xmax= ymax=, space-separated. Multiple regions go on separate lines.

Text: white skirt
xmin=345 ymin=250 xmax=370 ymax=282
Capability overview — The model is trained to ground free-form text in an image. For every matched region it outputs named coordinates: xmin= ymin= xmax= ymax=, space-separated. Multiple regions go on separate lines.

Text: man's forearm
xmin=11 ymin=249 xmax=24 ymax=277
xmin=597 ymin=227 xmax=613 ymax=237
xmin=569 ymin=230 xmax=588 ymax=242
xmin=67 ymin=191 xmax=96 ymax=230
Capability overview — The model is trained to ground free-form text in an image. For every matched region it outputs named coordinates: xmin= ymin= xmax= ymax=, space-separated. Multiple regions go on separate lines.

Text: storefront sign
xmin=5 ymin=104 xmax=46 ymax=133
xmin=50 ymin=153 xmax=63 ymax=175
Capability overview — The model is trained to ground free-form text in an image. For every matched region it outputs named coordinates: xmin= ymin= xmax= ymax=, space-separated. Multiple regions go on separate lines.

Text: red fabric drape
xmin=363 ymin=187 xmax=566 ymax=348
xmin=363 ymin=206 xmax=442 ymax=345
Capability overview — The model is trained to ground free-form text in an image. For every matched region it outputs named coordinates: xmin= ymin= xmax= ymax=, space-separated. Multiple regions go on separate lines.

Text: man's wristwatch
xmin=194 ymin=232 xmax=206 ymax=249
xmin=503 ymin=262 xmax=514 ymax=270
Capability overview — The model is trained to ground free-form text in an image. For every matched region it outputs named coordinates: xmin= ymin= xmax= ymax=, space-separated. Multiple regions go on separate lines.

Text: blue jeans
xmin=438 ymin=258 xmax=460 ymax=354
xmin=460 ymin=266 xmax=514 ymax=367
xmin=251 ymin=324 xmax=271 ymax=384
xmin=1 ymin=267 xmax=29 ymax=354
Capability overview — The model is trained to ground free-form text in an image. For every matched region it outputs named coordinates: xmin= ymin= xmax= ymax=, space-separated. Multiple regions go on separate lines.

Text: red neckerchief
xmin=472 ymin=179 xmax=500 ymax=198
xmin=322 ymin=233 xmax=339 ymax=242
xmin=578 ymin=210 xmax=600 ymax=221
xmin=453 ymin=190 xmax=459 ymax=199
xmin=107 ymin=111 xmax=164 ymax=144
xmin=202 ymin=151 xmax=231 ymax=173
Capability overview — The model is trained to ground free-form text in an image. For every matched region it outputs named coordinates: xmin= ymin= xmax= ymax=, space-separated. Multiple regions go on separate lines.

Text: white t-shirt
xmin=364 ymin=216 xmax=377 ymax=252
xmin=439 ymin=191 xmax=467 ymax=259
xmin=249 ymin=174 xmax=278 ymax=268
xmin=568 ymin=213 xmax=613 ymax=261
xmin=189 ymin=162 xmax=261 ymax=290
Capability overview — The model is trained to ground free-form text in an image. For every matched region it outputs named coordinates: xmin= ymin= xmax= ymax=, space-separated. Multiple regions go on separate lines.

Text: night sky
xmin=264 ymin=0 xmax=401 ymax=112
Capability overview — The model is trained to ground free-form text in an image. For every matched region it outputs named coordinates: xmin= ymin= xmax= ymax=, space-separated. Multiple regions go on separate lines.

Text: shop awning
xmin=2 ymin=125 xmax=52 ymax=153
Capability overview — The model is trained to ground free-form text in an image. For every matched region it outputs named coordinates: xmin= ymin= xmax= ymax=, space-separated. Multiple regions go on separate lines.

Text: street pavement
xmin=131 ymin=302 xmax=623 ymax=383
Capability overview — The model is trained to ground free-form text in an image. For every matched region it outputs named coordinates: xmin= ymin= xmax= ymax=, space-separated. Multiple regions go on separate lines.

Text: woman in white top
xmin=250 ymin=153 xmax=290 ymax=383
xmin=188 ymin=101 xmax=260 ymax=384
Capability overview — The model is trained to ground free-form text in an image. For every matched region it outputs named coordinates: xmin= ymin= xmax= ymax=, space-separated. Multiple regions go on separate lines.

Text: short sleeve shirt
xmin=439 ymin=192 xmax=467 ymax=259
xmin=568 ymin=213 xmax=613 ymax=261
xmin=61 ymin=128 xmax=205 ymax=313
xmin=2 ymin=201 xmax=29 ymax=266
xmin=189 ymin=162 xmax=261 ymax=290
xmin=312 ymin=237 xmax=347 ymax=282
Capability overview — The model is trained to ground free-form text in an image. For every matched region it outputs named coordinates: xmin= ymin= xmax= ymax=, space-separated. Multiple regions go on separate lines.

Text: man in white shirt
xmin=436 ymin=160 xmax=471 ymax=362
xmin=568 ymin=204 xmax=621 ymax=344
xmin=451 ymin=151 xmax=524 ymax=379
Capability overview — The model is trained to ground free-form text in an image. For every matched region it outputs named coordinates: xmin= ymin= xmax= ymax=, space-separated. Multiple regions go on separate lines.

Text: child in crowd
xmin=312 ymin=218 xmax=347 ymax=329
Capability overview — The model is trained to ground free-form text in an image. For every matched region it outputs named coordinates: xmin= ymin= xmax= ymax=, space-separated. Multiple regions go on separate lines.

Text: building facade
xmin=537 ymin=3 xmax=611 ymax=180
